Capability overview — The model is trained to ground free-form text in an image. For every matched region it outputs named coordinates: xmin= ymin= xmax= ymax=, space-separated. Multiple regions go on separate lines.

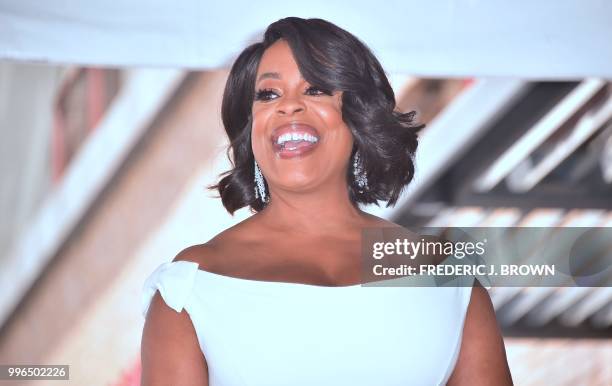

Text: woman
xmin=141 ymin=17 xmax=513 ymax=385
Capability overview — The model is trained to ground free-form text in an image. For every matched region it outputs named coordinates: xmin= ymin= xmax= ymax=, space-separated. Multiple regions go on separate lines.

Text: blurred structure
xmin=387 ymin=79 xmax=612 ymax=332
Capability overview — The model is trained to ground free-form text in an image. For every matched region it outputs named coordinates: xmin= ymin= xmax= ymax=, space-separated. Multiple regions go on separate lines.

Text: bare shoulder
xmin=171 ymin=226 xmax=242 ymax=271
xmin=360 ymin=212 xmax=423 ymax=240
xmin=172 ymin=243 xmax=218 ymax=267
xmin=447 ymin=280 xmax=513 ymax=385
xmin=141 ymin=246 xmax=212 ymax=385
xmin=361 ymin=212 xmax=403 ymax=228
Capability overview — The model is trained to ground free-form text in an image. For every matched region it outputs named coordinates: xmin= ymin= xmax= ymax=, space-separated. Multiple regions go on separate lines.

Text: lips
xmin=271 ymin=122 xmax=321 ymax=159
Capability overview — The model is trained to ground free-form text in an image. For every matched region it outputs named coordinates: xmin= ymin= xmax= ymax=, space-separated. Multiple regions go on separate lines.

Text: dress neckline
xmin=189 ymin=261 xmax=436 ymax=290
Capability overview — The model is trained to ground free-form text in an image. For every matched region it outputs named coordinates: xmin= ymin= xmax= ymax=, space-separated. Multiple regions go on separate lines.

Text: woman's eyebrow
xmin=257 ymin=72 xmax=280 ymax=83
xmin=256 ymin=72 xmax=307 ymax=84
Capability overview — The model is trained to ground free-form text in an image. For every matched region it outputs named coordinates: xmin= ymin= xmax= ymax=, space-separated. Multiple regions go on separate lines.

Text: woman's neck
xmin=256 ymin=188 xmax=368 ymax=236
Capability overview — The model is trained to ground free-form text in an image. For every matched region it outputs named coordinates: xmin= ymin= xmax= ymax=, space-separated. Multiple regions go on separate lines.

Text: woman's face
xmin=251 ymin=39 xmax=354 ymax=196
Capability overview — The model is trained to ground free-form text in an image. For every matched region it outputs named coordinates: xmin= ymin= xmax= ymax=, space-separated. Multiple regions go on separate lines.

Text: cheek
xmin=251 ymin=105 xmax=268 ymax=132
xmin=250 ymin=106 xmax=273 ymax=149
xmin=315 ymin=102 xmax=353 ymax=146
xmin=316 ymin=99 xmax=343 ymax=125
xmin=314 ymin=94 xmax=347 ymax=135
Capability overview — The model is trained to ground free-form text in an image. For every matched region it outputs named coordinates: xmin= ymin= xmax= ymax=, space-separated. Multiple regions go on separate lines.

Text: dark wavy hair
xmin=207 ymin=17 xmax=424 ymax=215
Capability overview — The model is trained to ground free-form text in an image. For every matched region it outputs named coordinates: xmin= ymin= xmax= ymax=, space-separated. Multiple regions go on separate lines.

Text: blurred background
xmin=0 ymin=1 xmax=610 ymax=385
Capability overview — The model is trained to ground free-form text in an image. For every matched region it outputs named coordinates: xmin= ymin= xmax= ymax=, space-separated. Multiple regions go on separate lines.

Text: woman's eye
xmin=254 ymin=88 xmax=278 ymax=102
xmin=254 ymin=86 xmax=332 ymax=102
xmin=306 ymin=86 xmax=332 ymax=96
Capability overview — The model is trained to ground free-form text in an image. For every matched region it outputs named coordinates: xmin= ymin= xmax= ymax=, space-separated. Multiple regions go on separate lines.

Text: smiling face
xmin=251 ymin=39 xmax=354 ymax=195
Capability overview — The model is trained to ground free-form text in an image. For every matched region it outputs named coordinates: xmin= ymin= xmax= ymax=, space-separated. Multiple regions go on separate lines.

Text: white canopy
xmin=1 ymin=0 xmax=611 ymax=79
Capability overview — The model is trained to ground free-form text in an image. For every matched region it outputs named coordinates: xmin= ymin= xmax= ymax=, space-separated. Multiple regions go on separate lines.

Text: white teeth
xmin=276 ymin=132 xmax=319 ymax=146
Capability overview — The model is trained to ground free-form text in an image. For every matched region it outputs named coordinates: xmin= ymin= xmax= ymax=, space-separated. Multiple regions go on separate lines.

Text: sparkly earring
xmin=353 ymin=150 xmax=369 ymax=193
xmin=254 ymin=159 xmax=269 ymax=203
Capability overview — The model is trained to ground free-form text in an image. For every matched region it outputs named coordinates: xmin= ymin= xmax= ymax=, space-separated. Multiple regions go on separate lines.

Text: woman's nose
xmin=276 ymin=94 xmax=305 ymax=115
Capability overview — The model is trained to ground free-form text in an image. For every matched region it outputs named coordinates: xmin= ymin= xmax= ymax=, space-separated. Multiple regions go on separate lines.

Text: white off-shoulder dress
xmin=142 ymin=260 xmax=475 ymax=386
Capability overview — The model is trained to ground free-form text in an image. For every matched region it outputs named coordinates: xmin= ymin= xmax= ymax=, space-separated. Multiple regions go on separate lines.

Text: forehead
xmin=256 ymin=40 xmax=302 ymax=80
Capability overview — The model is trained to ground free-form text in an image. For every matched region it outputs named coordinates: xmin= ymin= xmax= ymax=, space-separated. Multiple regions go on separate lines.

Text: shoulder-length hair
xmin=208 ymin=17 xmax=424 ymax=215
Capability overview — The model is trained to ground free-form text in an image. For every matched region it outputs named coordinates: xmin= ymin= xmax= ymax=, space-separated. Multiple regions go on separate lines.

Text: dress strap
xmin=141 ymin=260 xmax=199 ymax=317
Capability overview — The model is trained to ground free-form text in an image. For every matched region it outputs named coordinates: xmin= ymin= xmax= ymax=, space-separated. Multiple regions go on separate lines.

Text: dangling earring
xmin=353 ymin=150 xmax=369 ymax=193
xmin=254 ymin=159 xmax=269 ymax=203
